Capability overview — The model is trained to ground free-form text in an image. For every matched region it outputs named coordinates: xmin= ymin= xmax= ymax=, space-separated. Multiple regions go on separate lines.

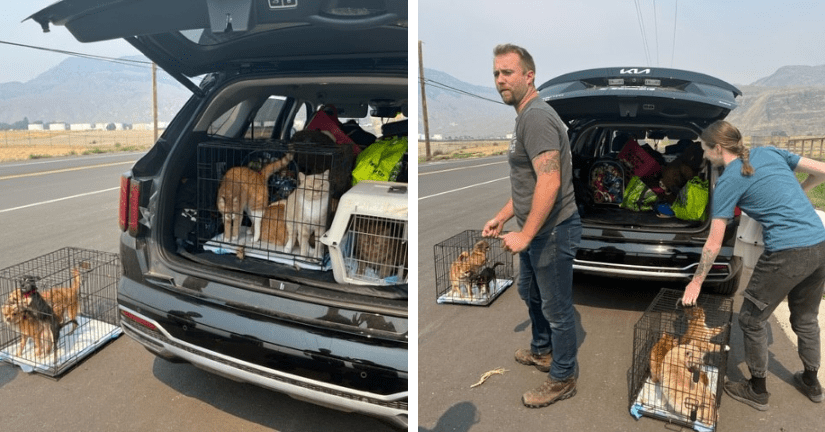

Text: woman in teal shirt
xmin=683 ymin=120 xmax=825 ymax=410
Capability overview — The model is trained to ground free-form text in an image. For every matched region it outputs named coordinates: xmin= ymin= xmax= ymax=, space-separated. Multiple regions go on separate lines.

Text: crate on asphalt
xmin=433 ymin=229 xmax=514 ymax=306
xmin=628 ymin=288 xmax=733 ymax=431
xmin=0 ymin=247 xmax=122 ymax=377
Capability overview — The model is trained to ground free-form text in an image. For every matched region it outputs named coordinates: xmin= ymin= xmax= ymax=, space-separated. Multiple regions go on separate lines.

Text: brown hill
xmin=726 ymin=85 xmax=825 ymax=136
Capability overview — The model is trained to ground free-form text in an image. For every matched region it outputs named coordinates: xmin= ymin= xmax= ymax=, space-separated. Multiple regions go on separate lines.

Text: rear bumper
xmin=117 ymin=275 xmax=408 ymax=429
xmin=573 ymin=236 xmax=742 ymax=284
xmin=573 ymin=258 xmax=739 ymax=283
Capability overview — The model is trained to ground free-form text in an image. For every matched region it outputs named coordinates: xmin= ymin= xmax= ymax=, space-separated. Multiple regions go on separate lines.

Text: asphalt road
xmin=0 ymin=153 xmax=395 ymax=432
xmin=417 ymin=156 xmax=823 ymax=432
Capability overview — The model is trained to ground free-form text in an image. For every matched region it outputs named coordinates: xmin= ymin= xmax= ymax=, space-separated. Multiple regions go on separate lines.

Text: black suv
xmin=30 ymin=1 xmax=409 ymax=428
xmin=537 ymin=67 xmax=743 ymax=294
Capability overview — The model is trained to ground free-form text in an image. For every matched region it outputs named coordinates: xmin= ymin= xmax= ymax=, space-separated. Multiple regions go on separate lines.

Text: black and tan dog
xmin=5 ymin=275 xmax=77 ymax=357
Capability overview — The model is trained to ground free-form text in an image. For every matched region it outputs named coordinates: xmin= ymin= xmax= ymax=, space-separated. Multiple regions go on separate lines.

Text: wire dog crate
xmin=197 ymin=139 xmax=350 ymax=268
xmin=0 ymin=247 xmax=121 ymax=377
xmin=321 ymin=181 xmax=408 ymax=285
xmin=629 ymin=288 xmax=733 ymax=431
xmin=434 ymin=229 xmax=514 ymax=306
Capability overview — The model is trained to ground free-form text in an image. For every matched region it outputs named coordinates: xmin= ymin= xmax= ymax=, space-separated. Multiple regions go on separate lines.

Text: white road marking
xmin=418 ymin=176 xmax=510 ymax=201
xmin=0 ymin=152 xmax=144 ymax=169
xmin=0 ymin=161 xmax=134 ymax=181
xmin=0 ymin=187 xmax=120 ymax=214
xmin=418 ymin=160 xmax=507 ymax=176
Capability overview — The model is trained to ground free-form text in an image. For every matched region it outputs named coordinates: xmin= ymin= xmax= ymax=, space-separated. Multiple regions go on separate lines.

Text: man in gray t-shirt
xmin=483 ymin=44 xmax=582 ymax=408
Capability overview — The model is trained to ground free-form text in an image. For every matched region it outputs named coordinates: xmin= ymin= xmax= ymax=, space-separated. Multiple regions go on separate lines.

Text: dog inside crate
xmin=434 ymin=230 xmax=514 ymax=305
xmin=345 ymin=214 xmax=407 ymax=283
xmin=0 ymin=249 xmax=121 ymax=375
xmin=631 ymin=296 xmax=732 ymax=431
xmin=198 ymin=133 xmax=351 ymax=266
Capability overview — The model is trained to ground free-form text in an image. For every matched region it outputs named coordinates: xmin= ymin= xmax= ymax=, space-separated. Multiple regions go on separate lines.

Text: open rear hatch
xmin=538 ymin=67 xmax=741 ymax=127
xmin=28 ymin=0 xmax=408 ymax=94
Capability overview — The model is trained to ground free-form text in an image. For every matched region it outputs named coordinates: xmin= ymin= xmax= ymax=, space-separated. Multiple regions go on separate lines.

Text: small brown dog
xmin=448 ymin=240 xmax=490 ymax=300
xmin=6 ymin=266 xmax=84 ymax=334
xmin=1 ymin=301 xmax=53 ymax=357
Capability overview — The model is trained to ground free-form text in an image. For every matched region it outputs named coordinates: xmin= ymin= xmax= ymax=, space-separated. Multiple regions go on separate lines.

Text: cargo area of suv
xmin=29 ymin=1 xmax=409 ymax=428
xmin=538 ymin=67 xmax=744 ymax=294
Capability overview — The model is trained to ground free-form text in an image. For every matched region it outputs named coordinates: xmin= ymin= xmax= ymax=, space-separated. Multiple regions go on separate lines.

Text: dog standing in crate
xmin=470 ymin=261 xmax=504 ymax=300
xmin=448 ymin=240 xmax=489 ymax=300
xmin=2 ymin=275 xmax=78 ymax=358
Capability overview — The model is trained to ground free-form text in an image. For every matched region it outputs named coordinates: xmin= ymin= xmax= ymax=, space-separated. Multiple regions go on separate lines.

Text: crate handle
xmin=388 ymin=186 xmax=407 ymax=194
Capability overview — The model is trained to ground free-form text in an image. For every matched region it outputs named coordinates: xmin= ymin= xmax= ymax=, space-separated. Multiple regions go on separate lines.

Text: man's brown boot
xmin=514 ymin=348 xmax=551 ymax=372
xmin=522 ymin=375 xmax=577 ymax=408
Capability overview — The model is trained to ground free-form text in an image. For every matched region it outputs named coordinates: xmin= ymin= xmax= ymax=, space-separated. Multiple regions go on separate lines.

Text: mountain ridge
xmin=0 ymin=55 xmax=190 ymax=125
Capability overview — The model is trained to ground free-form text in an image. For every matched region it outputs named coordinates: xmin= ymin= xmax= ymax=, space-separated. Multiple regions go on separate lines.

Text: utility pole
xmin=418 ymin=40 xmax=431 ymax=161
xmin=152 ymin=62 xmax=158 ymax=143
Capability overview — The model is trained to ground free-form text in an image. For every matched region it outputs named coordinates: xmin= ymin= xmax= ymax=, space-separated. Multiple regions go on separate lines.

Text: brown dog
xmin=448 ymin=240 xmax=490 ymax=300
xmin=1 ymin=301 xmax=52 ymax=357
xmin=5 ymin=266 xmax=83 ymax=333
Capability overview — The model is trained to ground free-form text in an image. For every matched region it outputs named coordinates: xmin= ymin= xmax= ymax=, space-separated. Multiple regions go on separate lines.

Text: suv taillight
xmin=118 ymin=175 xmax=140 ymax=237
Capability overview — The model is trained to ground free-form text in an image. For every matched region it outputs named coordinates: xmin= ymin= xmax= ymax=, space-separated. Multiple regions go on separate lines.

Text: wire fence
xmin=749 ymin=136 xmax=825 ymax=160
xmin=0 ymin=129 xmax=159 ymax=161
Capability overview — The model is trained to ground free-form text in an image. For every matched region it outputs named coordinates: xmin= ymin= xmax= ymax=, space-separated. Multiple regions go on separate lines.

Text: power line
xmin=0 ymin=39 xmax=152 ymax=68
xmin=419 ymin=77 xmax=506 ymax=105
xmin=653 ymin=0 xmax=659 ymax=66
xmin=671 ymin=0 xmax=678 ymax=67
xmin=633 ymin=0 xmax=651 ymax=66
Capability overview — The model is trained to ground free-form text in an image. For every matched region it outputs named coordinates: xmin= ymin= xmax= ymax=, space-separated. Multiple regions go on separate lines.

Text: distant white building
xmin=48 ymin=123 xmax=68 ymax=131
xmin=432 ymin=134 xmax=443 ymax=140
xmin=70 ymin=123 xmax=93 ymax=131
xmin=28 ymin=124 xmax=44 ymax=131
xmin=132 ymin=122 xmax=169 ymax=131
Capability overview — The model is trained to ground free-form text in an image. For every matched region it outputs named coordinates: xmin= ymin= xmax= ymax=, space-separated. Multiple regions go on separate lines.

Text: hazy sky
xmin=0 ymin=2 xmax=139 ymax=84
xmin=4 ymin=1 xmax=825 ymax=88
xmin=419 ymin=0 xmax=825 ymax=88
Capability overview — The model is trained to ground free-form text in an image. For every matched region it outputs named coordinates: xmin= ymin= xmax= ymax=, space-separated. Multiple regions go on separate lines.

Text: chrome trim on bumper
xmin=118 ymin=306 xmax=407 ymax=428
xmin=573 ymin=259 xmax=731 ymax=280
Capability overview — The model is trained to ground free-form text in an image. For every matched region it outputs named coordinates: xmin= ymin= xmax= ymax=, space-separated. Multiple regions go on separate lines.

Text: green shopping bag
xmin=671 ymin=177 xmax=709 ymax=221
xmin=620 ymin=176 xmax=658 ymax=212
xmin=351 ymin=136 xmax=408 ymax=185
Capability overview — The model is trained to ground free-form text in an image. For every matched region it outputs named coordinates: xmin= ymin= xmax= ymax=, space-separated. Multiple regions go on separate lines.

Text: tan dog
xmin=448 ymin=240 xmax=490 ymax=300
xmin=1 ymin=301 xmax=53 ymax=357
xmin=5 ymin=265 xmax=84 ymax=333
xmin=680 ymin=305 xmax=727 ymax=355
xmin=660 ymin=341 xmax=717 ymax=425
xmin=649 ymin=332 xmax=678 ymax=383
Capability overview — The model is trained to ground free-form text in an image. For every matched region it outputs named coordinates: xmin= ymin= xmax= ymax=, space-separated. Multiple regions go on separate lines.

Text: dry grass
xmin=0 ymin=130 xmax=156 ymax=162
xmin=418 ymin=140 xmax=508 ymax=161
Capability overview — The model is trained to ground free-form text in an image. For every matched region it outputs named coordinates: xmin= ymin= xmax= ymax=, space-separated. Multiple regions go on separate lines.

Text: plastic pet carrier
xmin=0 ymin=247 xmax=121 ymax=377
xmin=321 ymin=180 xmax=408 ymax=286
xmin=196 ymin=139 xmax=350 ymax=268
xmin=433 ymin=230 xmax=514 ymax=306
xmin=629 ymin=288 xmax=733 ymax=431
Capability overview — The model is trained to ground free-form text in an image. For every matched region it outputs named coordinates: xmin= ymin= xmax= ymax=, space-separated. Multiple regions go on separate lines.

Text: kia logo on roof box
xmin=620 ymin=68 xmax=651 ymax=75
